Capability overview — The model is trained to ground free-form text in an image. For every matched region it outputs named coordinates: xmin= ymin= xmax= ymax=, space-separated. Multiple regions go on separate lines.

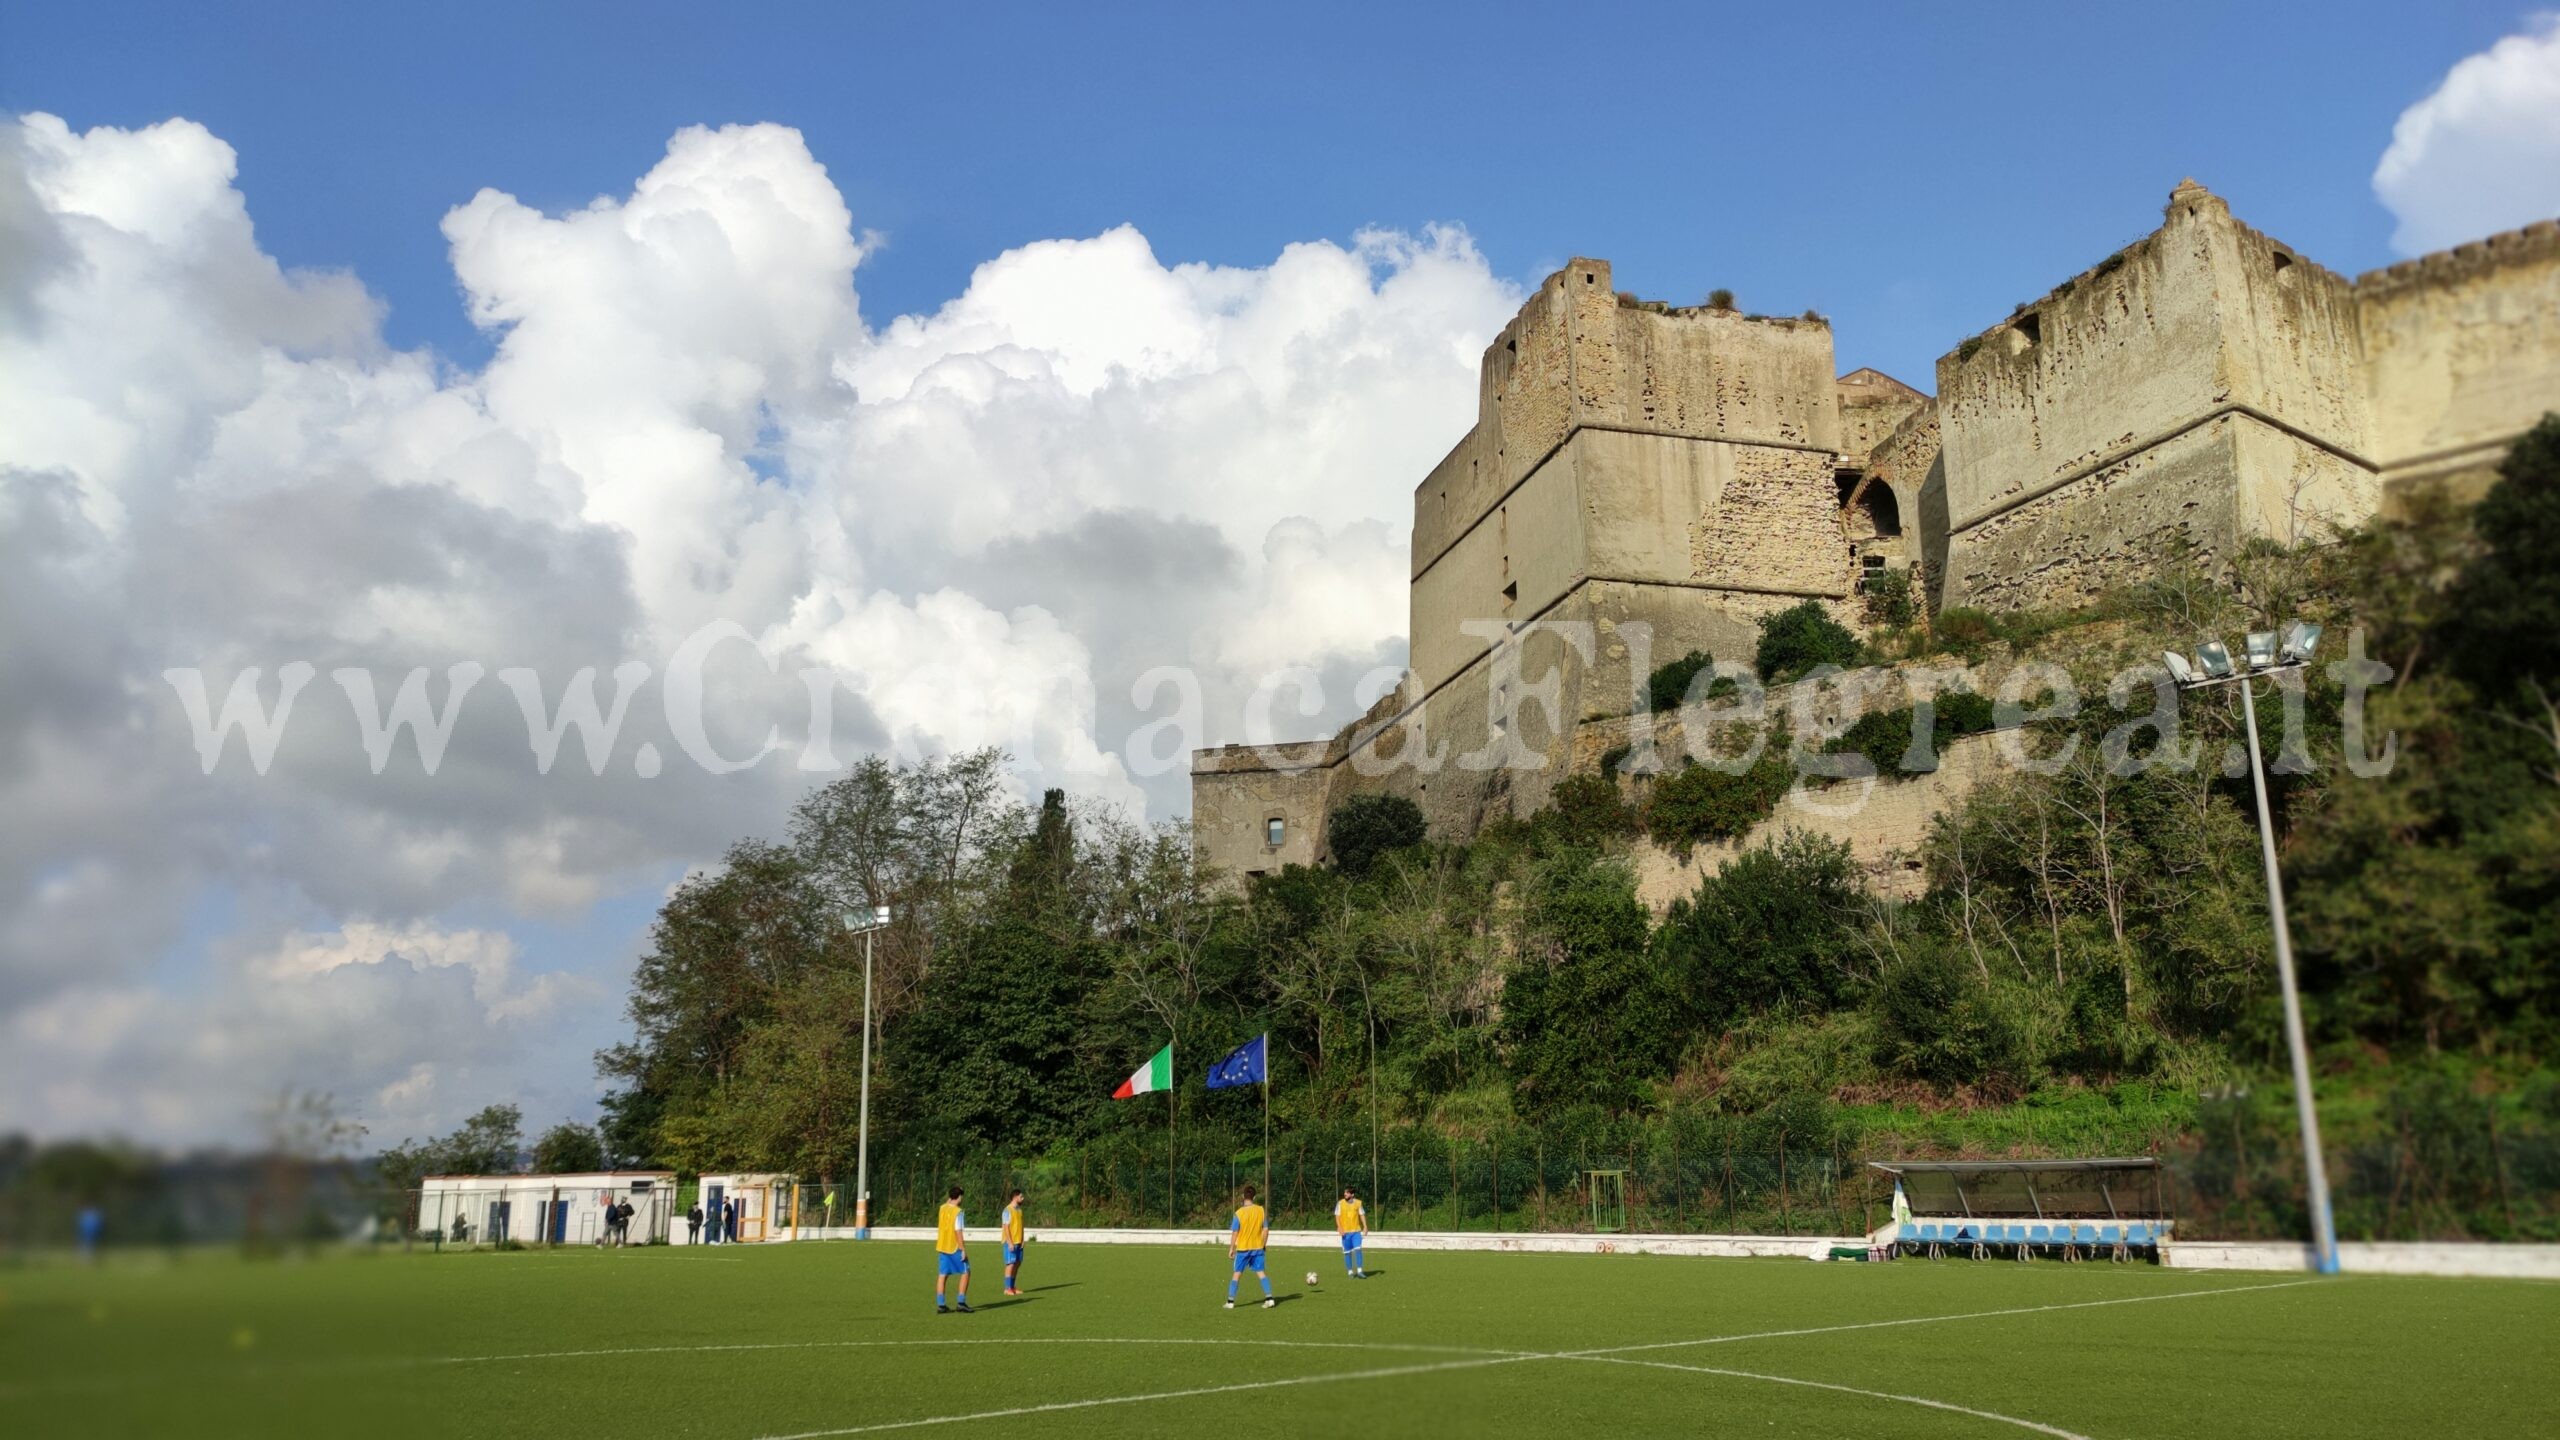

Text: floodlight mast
xmin=845 ymin=904 xmax=893 ymax=1238
xmin=2168 ymin=629 xmax=2340 ymax=1274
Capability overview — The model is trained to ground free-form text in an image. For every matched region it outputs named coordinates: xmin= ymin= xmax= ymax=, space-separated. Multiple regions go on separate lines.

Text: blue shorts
xmin=1340 ymin=1231 xmax=1363 ymax=1251
xmin=1233 ymin=1248 xmax=1266 ymax=1271
xmin=1003 ymin=1243 xmax=1024 ymax=1266
xmin=936 ymin=1250 xmax=969 ymax=1276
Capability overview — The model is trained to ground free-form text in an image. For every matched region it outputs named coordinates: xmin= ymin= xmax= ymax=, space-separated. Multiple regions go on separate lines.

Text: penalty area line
xmin=748 ymin=1352 xmax=1547 ymax=1439
xmin=1583 ymin=1276 xmax=2328 ymax=1358
xmin=1573 ymin=1354 xmax=2092 ymax=1439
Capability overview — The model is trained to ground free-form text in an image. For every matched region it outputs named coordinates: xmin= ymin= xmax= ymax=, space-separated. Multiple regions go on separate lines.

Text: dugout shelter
xmin=1868 ymin=1157 xmax=2171 ymax=1262
xmin=686 ymin=1172 xmax=800 ymax=1243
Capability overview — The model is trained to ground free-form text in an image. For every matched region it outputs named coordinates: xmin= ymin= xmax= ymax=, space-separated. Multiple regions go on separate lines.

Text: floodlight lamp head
xmin=2281 ymin=620 xmax=2323 ymax=664
xmin=2245 ymin=631 xmax=2280 ymax=669
xmin=2162 ymin=651 xmax=2199 ymax=686
xmin=2196 ymin=641 xmax=2235 ymax=679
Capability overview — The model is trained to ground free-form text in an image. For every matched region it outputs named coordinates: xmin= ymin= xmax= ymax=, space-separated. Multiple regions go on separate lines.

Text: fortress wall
xmin=1836 ymin=370 xmax=1929 ymax=464
xmin=1330 ymin=599 xmax=1609 ymax=837
xmin=1865 ymin=404 xmax=1945 ymax=604
xmin=1412 ymin=261 xmax=1841 ymax=581
xmin=1190 ymin=741 xmax=1337 ymax=882
xmin=2231 ymin=418 xmax=2382 ymax=546
xmin=1569 ymin=428 xmax=1850 ymax=598
xmin=1945 ymin=418 xmax=2244 ymax=612
xmin=1935 ymin=207 xmax=2229 ymax=533
xmin=1412 ymin=261 xmax=1593 ymax=576
xmin=1936 ymin=184 xmax=2391 ymax=611
xmin=1595 ymin=304 xmax=1840 ymax=450
xmin=2205 ymin=206 xmax=2371 ymax=451
xmin=2357 ymin=221 xmax=2560 ymax=503
xmin=1628 ymin=734 xmax=2004 ymax=907
xmin=1407 ymin=441 xmax=1589 ymax=695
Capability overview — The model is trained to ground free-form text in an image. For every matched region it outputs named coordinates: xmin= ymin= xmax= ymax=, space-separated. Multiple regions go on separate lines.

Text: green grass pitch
xmin=4 ymin=1241 xmax=2553 ymax=1437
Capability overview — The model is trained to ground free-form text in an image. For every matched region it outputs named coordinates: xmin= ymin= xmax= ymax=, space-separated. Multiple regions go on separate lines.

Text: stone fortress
xmin=1192 ymin=181 xmax=2560 ymax=883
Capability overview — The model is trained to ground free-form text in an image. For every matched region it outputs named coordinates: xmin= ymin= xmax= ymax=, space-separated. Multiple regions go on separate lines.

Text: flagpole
xmin=1261 ymin=1043 xmax=1271 ymax=1209
xmin=1168 ymin=1043 xmax=1177 ymax=1229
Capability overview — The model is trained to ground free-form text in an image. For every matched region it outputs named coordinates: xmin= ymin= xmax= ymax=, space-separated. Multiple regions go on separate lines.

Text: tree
xmin=1654 ymin=832 xmax=1863 ymax=1030
xmin=1326 ymin=794 xmax=1427 ymax=878
xmin=1753 ymin=600 xmax=1862 ymax=682
xmin=1499 ymin=856 xmax=1674 ymax=1113
xmin=376 ymin=1102 xmax=525 ymax=1197
xmin=440 ymin=1104 xmax=526 ymax=1174
xmin=2447 ymin=413 xmax=2560 ymax=696
xmin=530 ymin=1123 xmax=605 ymax=1174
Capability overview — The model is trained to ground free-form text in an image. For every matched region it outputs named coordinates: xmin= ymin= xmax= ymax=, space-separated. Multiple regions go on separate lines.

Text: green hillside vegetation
xmin=583 ymin=418 xmax=2560 ymax=1242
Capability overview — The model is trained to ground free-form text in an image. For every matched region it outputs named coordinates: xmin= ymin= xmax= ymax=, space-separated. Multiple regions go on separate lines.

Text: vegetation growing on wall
xmin=1326 ymin=793 xmax=1428 ymax=878
xmin=1753 ymin=600 xmax=1862 ymax=682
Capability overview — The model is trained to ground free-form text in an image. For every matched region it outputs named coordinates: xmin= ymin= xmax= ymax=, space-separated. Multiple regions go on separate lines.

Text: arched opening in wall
xmin=1861 ymin=485 xmax=1903 ymax=539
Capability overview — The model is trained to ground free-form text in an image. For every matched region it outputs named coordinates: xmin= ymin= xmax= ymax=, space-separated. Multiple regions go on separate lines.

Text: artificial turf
xmin=2 ymin=1239 xmax=2552 ymax=1438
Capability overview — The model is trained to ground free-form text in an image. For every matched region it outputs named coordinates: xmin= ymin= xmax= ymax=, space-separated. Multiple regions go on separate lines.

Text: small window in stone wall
xmin=1265 ymin=816 xmax=1285 ymax=847
xmin=2272 ymin=250 xmax=2296 ymax=284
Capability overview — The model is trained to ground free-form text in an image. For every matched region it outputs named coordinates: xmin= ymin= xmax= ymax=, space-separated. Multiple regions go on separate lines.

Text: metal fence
xmin=7 ymin=1100 xmax=2552 ymax=1254
xmin=2165 ymin=1086 xmax=2560 ymax=1244
xmin=840 ymin=1134 xmax=1889 ymax=1238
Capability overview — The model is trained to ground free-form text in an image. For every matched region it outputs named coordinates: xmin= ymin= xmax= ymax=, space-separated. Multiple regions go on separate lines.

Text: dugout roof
xmin=1866 ymin=1157 xmax=2166 ymax=1219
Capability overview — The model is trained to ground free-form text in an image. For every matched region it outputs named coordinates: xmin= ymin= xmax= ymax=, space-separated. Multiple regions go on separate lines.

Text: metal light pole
xmin=844 ymin=904 xmax=892 ymax=1239
xmin=2165 ymin=622 xmax=2340 ymax=1274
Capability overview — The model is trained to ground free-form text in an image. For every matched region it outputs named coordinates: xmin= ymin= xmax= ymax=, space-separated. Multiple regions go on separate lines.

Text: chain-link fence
xmin=839 ymin=1130 xmax=1889 ymax=1238
xmin=2165 ymin=1085 xmax=2560 ymax=1243
xmin=8 ymin=1089 xmax=2553 ymax=1253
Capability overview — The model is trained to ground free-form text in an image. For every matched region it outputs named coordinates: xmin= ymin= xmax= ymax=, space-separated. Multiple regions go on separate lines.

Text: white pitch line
xmin=1575 ymin=1353 xmax=2093 ymax=1438
xmin=744 ymin=1276 xmax=2325 ymax=1439
xmin=750 ymin=1353 xmax=1549 ymax=1439
xmin=448 ymin=1335 xmax=1520 ymax=1366
xmin=1582 ymin=1276 xmax=2326 ymax=1357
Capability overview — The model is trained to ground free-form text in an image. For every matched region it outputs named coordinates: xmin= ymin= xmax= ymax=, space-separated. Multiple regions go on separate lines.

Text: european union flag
xmin=1206 ymin=1034 xmax=1268 ymax=1090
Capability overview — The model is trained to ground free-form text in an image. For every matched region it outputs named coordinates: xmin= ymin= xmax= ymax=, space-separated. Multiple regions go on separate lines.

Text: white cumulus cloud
xmin=0 ymin=111 xmax=1517 ymax=1145
xmin=2374 ymin=15 xmax=2560 ymax=254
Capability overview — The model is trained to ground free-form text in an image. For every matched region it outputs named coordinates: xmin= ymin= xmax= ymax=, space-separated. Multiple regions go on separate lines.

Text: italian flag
xmin=1112 ymin=1041 xmax=1173 ymax=1099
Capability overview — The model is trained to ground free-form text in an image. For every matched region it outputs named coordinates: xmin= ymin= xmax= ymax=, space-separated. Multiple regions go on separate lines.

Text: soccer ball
xmin=1305 ymin=1271 xmax=1320 ymax=1287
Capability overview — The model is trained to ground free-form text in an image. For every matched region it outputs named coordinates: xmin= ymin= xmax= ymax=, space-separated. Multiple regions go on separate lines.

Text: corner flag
xmin=1207 ymin=1034 xmax=1268 ymax=1090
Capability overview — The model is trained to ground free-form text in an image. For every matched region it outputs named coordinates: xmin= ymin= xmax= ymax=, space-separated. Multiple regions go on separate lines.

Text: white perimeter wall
xmin=806 ymin=1226 xmax=2560 ymax=1279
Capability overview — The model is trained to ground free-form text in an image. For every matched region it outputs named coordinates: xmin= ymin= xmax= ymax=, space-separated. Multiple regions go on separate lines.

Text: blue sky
xmin=3 ymin=1 xmax=2529 ymax=386
xmin=3 ymin=3 xmax=2553 ymax=1149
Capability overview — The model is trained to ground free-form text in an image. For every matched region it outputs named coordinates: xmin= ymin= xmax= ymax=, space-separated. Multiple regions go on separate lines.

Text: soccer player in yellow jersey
xmin=1000 ymin=1187 xmax=1027 ymax=1296
xmin=1225 ymin=1184 xmax=1274 ymax=1309
xmin=1335 ymin=1186 xmax=1368 ymax=1278
xmin=933 ymin=1186 xmax=973 ymax=1314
